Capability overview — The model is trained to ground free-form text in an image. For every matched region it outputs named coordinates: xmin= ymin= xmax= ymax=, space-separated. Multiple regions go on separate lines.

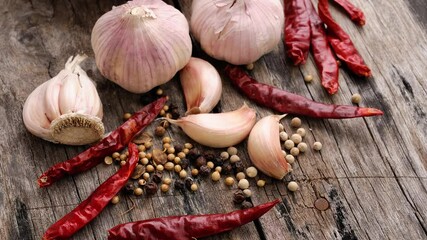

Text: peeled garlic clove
xmin=180 ymin=57 xmax=222 ymax=115
xmin=91 ymin=0 xmax=192 ymax=93
xmin=167 ymin=104 xmax=256 ymax=148
xmin=248 ymin=115 xmax=291 ymax=179
xmin=22 ymin=55 xmax=104 ymax=145
xmin=190 ymin=0 xmax=284 ymax=65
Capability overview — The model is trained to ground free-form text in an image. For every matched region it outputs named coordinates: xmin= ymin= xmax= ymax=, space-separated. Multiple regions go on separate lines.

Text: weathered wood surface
xmin=1 ymin=0 xmax=426 ymax=239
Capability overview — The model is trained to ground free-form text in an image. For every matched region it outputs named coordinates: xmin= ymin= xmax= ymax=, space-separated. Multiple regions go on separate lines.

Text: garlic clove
xmin=167 ymin=104 xmax=256 ymax=148
xmin=180 ymin=57 xmax=222 ymax=115
xmin=22 ymin=55 xmax=104 ymax=145
xmin=247 ymin=115 xmax=291 ymax=179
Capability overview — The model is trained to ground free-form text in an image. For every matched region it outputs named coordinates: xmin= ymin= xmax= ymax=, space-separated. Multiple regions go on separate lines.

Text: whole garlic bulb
xmin=91 ymin=0 xmax=192 ymax=93
xmin=23 ymin=55 xmax=104 ymax=145
xmin=191 ymin=0 xmax=284 ymax=65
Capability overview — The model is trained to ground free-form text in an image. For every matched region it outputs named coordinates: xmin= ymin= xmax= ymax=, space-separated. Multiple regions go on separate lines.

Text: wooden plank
xmin=1 ymin=0 xmax=427 ymax=239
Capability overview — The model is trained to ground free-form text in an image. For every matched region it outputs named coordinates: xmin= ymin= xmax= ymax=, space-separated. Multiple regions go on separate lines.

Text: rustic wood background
xmin=1 ymin=0 xmax=426 ymax=239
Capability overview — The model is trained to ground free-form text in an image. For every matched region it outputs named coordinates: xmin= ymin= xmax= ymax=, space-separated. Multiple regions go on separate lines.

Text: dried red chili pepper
xmin=42 ymin=143 xmax=139 ymax=240
xmin=318 ymin=0 xmax=371 ymax=77
xmin=225 ymin=65 xmax=383 ymax=119
xmin=38 ymin=97 xmax=166 ymax=187
xmin=107 ymin=199 xmax=280 ymax=240
xmin=333 ymin=0 xmax=366 ymax=26
xmin=306 ymin=0 xmax=339 ymax=95
xmin=284 ymin=0 xmax=311 ymax=65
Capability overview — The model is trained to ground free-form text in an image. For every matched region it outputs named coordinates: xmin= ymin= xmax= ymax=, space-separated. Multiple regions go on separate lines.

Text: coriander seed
xmin=220 ymin=151 xmax=229 ymax=160
xmin=144 ymin=141 xmax=153 ymax=149
xmin=190 ymin=183 xmax=198 ymax=191
xmin=179 ymin=170 xmax=188 ymax=178
xmin=120 ymin=160 xmax=126 ymax=166
xmin=229 ymin=155 xmax=240 ymax=163
xmin=257 ymin=180 xmax=266 ymax=187
xmin=123 ymin=113 xmax=132 ymax=120
xmin=177 ymin=152 xmax=186 ymax=159
xmin=290 ymin=117 xmax=302 ymax=128
xmin=246 ymin=63 xmax=254 ymax=70
xmin=290 ymin=147 xmax=300 ymax=156
xmin=156 ymin=164 xmax=164 ymax=171
xmin=227 ymin=146 xmax=238 ymax=156
xmin=174 ymin=165 xmax=182 ymax=173
xmin=211 ymin=171 xmax=221 ymax=181
xmin=236 ymin=172 xmax=246 ymax=180
xmin=140 ymin=157 xmax=149 ymax=165
xmin=120 ymin=154 xmax=127 ymax=161
xmin=111 ymin=195 xmax=120 ymax=204
xmin=146 ymin=165 xmax=155 ymax=173
xmin=146 ymin=153 xmax=152 ymax=159
xmin=167 ymin=147 xmax=175 ymax=154
xmin=225 ymin=177 xmax=235 ymax=186
xmin=313 ymin=142 xmax=323 ymax=151
xmin=184 ymin=143 xmax=193 ymax=149
xmin=104 ymin=156 xmax=113 ymax=165
xmin=297 ymin=142 xmax=308 ymax=153
xmin=112 ymin=152 xmax=120 ymax=159
xmin=167 ymin=154 xmax=175 ymax=161
xmin=351 ymin=93 xmax=362 ymax=104
xmin=163 ymin=105 xmax=169 ymax=111
xmin=290 ymin=134 xmax=302 ymax=144
xmin=138 ymin=145 xmax=146 ymax=152
xmin=285 ymin=154 xmax=295 ymax=164
xmin=304 ymin=74 xmax=313 ymax=83
xmin=142 ymin=172 xmax=150 ymax=180
xmin=164 ymin=162 xmax=174 ymax=171
xmin=138 ymin=179 xmax=146 ymax=186
xmin=134 ymin=187 xmax=143 ymax=196
xmin=174 ymin=157 xmax=181 ymax=164
xmin=163 ymin=143 xmax=171 ymax=149
xmin=284 ymin=140 xmax=295 ymax=150
xmin=160 ymin=184 xmax=170 ymax=192
xmin=287 ymin=181 xmax=299 ymax=192
xmin=138 ymin=152 xmax=146 ymax=159
xmin=246 ymin=167 xmax=258 ymax=178
xmin=156 ymin=88 xmax=163 ymax=95
xmin=296 ymin=128 xmax=306 ymax=137
xmin=238 ymin=179 xmax=250 ymax=189
xmin=243 ymin=189 xmax=252 ymax=197
xmin=163 ymin=178 xmax=172 ymax=185
xmin=183 ymin=148 xmax=190 ymax=154
xmin=191 ymin=168 xmax=199 ymax=176
xmin=207 ymin=161 xmax=214 ymax=169
xmin=162 ymin=137 xmax=171 ymax=144
xmin=282 ymin=150 xmax=287 ymax=157
xmin=215 ymin=166 xmax=222 ymax=173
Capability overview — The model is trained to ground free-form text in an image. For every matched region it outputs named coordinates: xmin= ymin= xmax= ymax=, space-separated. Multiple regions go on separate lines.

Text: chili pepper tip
xmin=359 ymin=108 xmax=383 ymax=117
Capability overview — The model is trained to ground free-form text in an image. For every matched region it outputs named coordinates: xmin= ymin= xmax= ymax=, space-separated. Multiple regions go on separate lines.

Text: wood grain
xmin=0 ymin=0 xmax=426 ymax=239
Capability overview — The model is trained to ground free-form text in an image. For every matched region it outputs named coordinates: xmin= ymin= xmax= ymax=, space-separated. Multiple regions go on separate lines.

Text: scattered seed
xmin=282 ymin=150 xmax=287 ymax=157
xmin=304 ymin=74 xmax=313 ymax=83
xmin=112 ymin=152 xmax=120 ymax=159
xmin=297 ymin=142 xmax=308 ymax=153
xmin=225 ymin=177 xmax=235 ymax=186
xmin=167 ymin=154 xmax=176 ymax=161
xmin=174 ymin=164 xmax=182 ymax=173
xmin=191 ymin=168 xmax=199 ymax=176
xmin=233 ymin=161 xmax=245 ymax=172
xmin=246 ymin=167 xmax=258 ymax=178
xmin=207 ymin=161 xmax=215 ymax=169
xmin=290 ymin=117 xmax=302 ymax=128
xmin=246 ymin=63 xmax=254 ymax=70
xmin=160 ymin=184 xmax=170 ymax=192
xmin=144 ymin=141 xmax=153 ymax=149
xmin=177 ymin=152 xmax=186 ymax=159
xmin=236 ymin=172 xmax=246 ymax=180
xmin=241 ymin=200 xmax=253 ymax=209
xmin=243 ymin=189 xmax=252 ymax=197
xmin=195 ymin=156 xmax=207 ymax=168
xmin=134 ymin=187 xmax=143 ymax=196
xmin=162 ymin=137 xmax=172 ymax=144
xmin=279 ymin=131 xmax=288 ymax=141
xmin=173 ymin=157 xmax=181 ymax=164
xmin=164 ymin=162 xmax=174 ymax=171
xmin=184 ymin=143 xmax=193 ymax=149
xmin=313 ymin=142 xmax=323 ymax=151
xmin=229 ymin=155 xmax=240 ymax=163
xmin=220 ymin=151 xmax=230 ymax=160
xmin=156 ymin=164 xmax=164 ymax=171
xmin=156 ymin=88 xmax=163 ymax=95
xmin=163 ymin=143 xmax=171 ymax=149
xmin=290 ymin=134 xmax=302 ymax=144
xmin=154 ymin=126 xmax=166 ymax=137
xmin=146 ymin=153 xmax=152 ymax=159
xmin=167 ymin=147 xmax=175 ymax=154
xmin=142 ymin=172 xmax=150 ymax=180
xmin=160 ymin=109 xmax=166 ymax=116
xmin=296 ymin=128 xmax=306 ymax=137
xmin=120 ymin=154 xmax=127 ymax=161
xmin=137 ymin=145 xmax=146 ymax=152
xmin=123 ymin=113 xmax=132 ymax=120
xmin=215 ymin=166 xmax=222 ymax=173
xmin=238 ymin=179 xmax=250 ymax=189
xmin=233 ymin=190 xmax=246 ymax=203
xmin=257 ymin=180 xmax=266 ymax=187
xmin=131 ymin=165 xmax=146 ymax=179
xmin=179 ymin=170 xmax=188 ymax=179
xmin=146 ymin=164 xmax=155 ymax=173
xmin=145 ymin=182 xmax=158 ymax=195
xmin=120 ymin=160 xmax=127 ymax=166
xmin=227 ymin=147 xmax=238 ymax=156
xmin=279 ymin=123 xmax=285 ymax=132
xmin=287 ymin=181 xmax=299 ymax=192
xmin=190 ymin=183 xmax=198 ymax=192
xmin=351 ymin=93 xmax=362 ymax=104
xmin=174 ymin=180 xmax=184 ymax=190
xmin=199 ymin=165 xmax=211 ymax=176
xmin=284 ymin=140 xmax=295 ymax=150
xmin=111 ymin=195 xmax=120 ymax=204
xmin=290 ymin=147 xmax=300 ymax=156
xmin=183 ymin=148 xmax=189 ymax=154
xmin=285 ymin=154 xmax=295 ymax=164
xmin=211 ymin=171 xmax=221 ymax=181
xmin=138 ymin=179 xmax=146 ymax=186
xmin=104 ymin=156 xmax=113 ymax=165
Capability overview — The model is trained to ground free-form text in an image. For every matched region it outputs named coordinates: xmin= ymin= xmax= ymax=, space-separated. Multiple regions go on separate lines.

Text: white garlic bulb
xmin=91 ymin=0 xmax=192 ymax=93
xmin=23 ymin=55 xmax=104 ymax=145
xmin=191 ymin=0 xmax=284 ymax=65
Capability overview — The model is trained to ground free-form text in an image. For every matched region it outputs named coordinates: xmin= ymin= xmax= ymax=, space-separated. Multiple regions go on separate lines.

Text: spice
xmin=190 ymin=183 xmax=198 ymax=192
xmin=236 ymin=172 xmax=246 ymax=181
xmin=42 ymin=143 xmax=139 ymax=239
xmin=246 ymin=167 xmax=258 ymax=178
xmin=167 ymin=147 xmax=175 ymax=154
xmin=233 ymin=190 xmax=246 ymax=204
xmin=225 ymin=177 xmax=235 ymax=186
xmin=225 ymin=65 xmax=383 ymax=118
xmin=112 ymin=152 xmax=120 ymax=159
xmin=163 ymin=178 xmax=172 ymax=185
xmin=238 ymin=179 xmax=250 ymax=190
xmin=179 ymin=170 xmax=188 ymax=179
xmin=184 ymin=143 xmax=193 ymax=149
xmin=199 ymin=165 xmax=211 ymax=176
xmin=257 ymin=180 xmax=266 ymax=187
xmin=184 ymin=177 xmax=194 ymax=190
xmin=233 ymin=161 xmax=245 ymax=173
xmin=124 ymin=182 xmax=136 ymax=195
xmin=154 ymin=126 xmax=166 ymax=137
xmin=152 ymin=171 xmax=163 ymax=183
xmin=313 ymin=142 xmax=323 ymax=151
xmin=227 ymin=147 xmax=238 ymax=156
xmin=38 ymin=97 xmax=166 ymax=187
xmin=220 ymin=151 xmax=230 ymax=160
xmin=241 ymin=201 xmax=254 ymax=209
xmin=134 ymin=187 xmax=143 ymax=196
xmin=177 ymin=152 xmax=186 ymax=159
xmin=333 ymin=0 xmax=366 ymax=26
xmin=207 ymin=161 xmax=215 ymax=169
xmin=180 ymin=158 xmax=190 ymax=169
xmin=164 ymin=162 xmax=174 ymax=171
xmin=131 ymin=165 xmax=146 ymax=180
xmin=120 ymin=160 xmax=127 ymax=166
xmin=279 ymin=123 xmax=285 ymax=132
xmin=211 ymin=171 xmax=221 ymax=182
xmin=138 ymin=179 xmax=146 ymax=186
xmin=195 ymin=156 xmax=207 ymax=168
xmin=296 ymin=128 xmax=306 ymax=137
xmin=318 ymin=0 xmax=371 ymax=77
xmin=229 ymin=155 xmax=240 ymax=163
xmin=287 ymin=181 xmax=299 ymax=192
xmin=306 ymin=0 xmax=339 ymax=94
xmin=290 ymin=117 xmax=302 ymax=128
xmin=297 ymin=142 xmax=308 ymax=153
xmin=351 ymin=93 xmax=362 ymax=104
xmin=174 ymin=180 xmax=185 ymax=190
xmin=142 ymin=173 xmax=150 ymax=181
xmin=191 ymin=168 xmax=199 ymax=176
xmin=243 ymin=189 xmax=252 ymax=198
xmin=222 ymin=162 xmax=233 ymax=175
xmin=290 ymin=147 xmax=300 ymax=156
xmin=108 ymin=199 xmax=280 ymax=239
xmin=304 ymin=74 xmax=313 ymax=83
xmin=146 ymin=165 xmax=155 ymax=173
xmin=187 ymin=148 xmax=201 ymax=161
xmin=285 ymin=154 xmax=295 ymax=164
xmin=162 ymin=137 xmax=172 ymax=144
xmin=215 ymin=166 xmax=222 ymax=173
xmin=314 ymin=197 xmax=330 ymax=211
xmin=111 ymin=196 xmax=120 ymax=205
xmin=145 ymin=182 xmax=158 ymax=195
xmin=284 ymin=0 xmax=310 ymax=65
xmin=284 ymin=140 xmax=295 ymax=150
xmin=279 ymin=132 xmax=289 ymax=141
xmin=104 ymin=156 xmax=113 ymax=165
xmin=160 ymin=184 xmax=170 ymax=193
xmin=290 ymin=134 xmax=302 ymax=144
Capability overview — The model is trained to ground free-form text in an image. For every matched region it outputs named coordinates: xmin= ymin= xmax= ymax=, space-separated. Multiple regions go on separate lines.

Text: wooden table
xmin=1 ymin=0 xmax=426 ymax=239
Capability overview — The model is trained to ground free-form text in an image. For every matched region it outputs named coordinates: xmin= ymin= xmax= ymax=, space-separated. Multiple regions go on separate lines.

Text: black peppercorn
xmin=174 ymin=144 xmax=183 ymax=153
xmin=212 ymin=157 xmax=223 ymax=166
xmin=199 ymin=165 xmax=211 ymax=176
xmin=152 ymin=171 xmax=163 ymax=183
xmin=184 ymin=178 xmax=194 ymax=190
xmin=222 ymin=162 xmax=233 ymax=175
xmin=187 ymin=148 xmax=201 ymax=161
xmin=233 ymin=190 xmax=246 ymax=204
xmin=241 ymin=200 xmax=253 ymax=209
xmin=123 ymin=182 xmax=135 ymax=194
xmin=180 ymin=158 xmax=190 ymax=169
xmin=145 ymin=182 xmax=158 ymax=195
xmin=194 ymin=156 xmax=207 ymax=168
xmin=203 ymin=150 xmax=216 ymax=162
xmin=174 ymin=180 xmax=185 ymax=190
xmin=233 ymin=161 xmax=245 ymax=173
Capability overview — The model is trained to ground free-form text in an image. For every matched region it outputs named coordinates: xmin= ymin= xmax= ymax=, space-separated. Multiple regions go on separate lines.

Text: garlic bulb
xmin=23 ymin=55 xmax=104 ymax=145
xmin=190 ymin=0 xmax=284 ymax=65
xmin=247 ymin=115 xmax=291 ymax=179
xmin=91 ymin=0 xmax=192 ymax=93
xmin=167 ymin=104 xmax=256 ymax=148
xmin=180 ymin=57 xmax=222 ymax=115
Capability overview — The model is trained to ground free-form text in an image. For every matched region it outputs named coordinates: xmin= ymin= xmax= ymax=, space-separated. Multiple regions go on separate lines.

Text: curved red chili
xmin=318 ymin=0 xmax=371 ymax=77
xmin=284 ymin=0 xmax=311 ymax=65
xmin=107 ymin=199 xmax=280 ymax=240
xmin=333 ymin=0 xmax=366 ymax=26
xmin=225 ymin=65 xmax=383 ymax=119
xmin=42 ymin=143 xmax=139 ymax=240
xmin=306 ymin=0 xmax=339 ymax=95
xmin=38 ymin=97 xmax=166 ymax=187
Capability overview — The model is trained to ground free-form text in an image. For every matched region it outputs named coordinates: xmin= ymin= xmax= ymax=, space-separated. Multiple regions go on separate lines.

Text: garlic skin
xmin=91 ymin=0 xmax=192 ymax=93
xmin=167 ymin=104 xmax=256 ymax=148
xmin=180 ymin=57 xmax=222 ymax=115
xmin=23 ymin=55 xmax=104 ymax=145
xmin=190 ymin=0 xmax=284 ymax=65
xmin=247 ymin=115 xmax=291 ymax=179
